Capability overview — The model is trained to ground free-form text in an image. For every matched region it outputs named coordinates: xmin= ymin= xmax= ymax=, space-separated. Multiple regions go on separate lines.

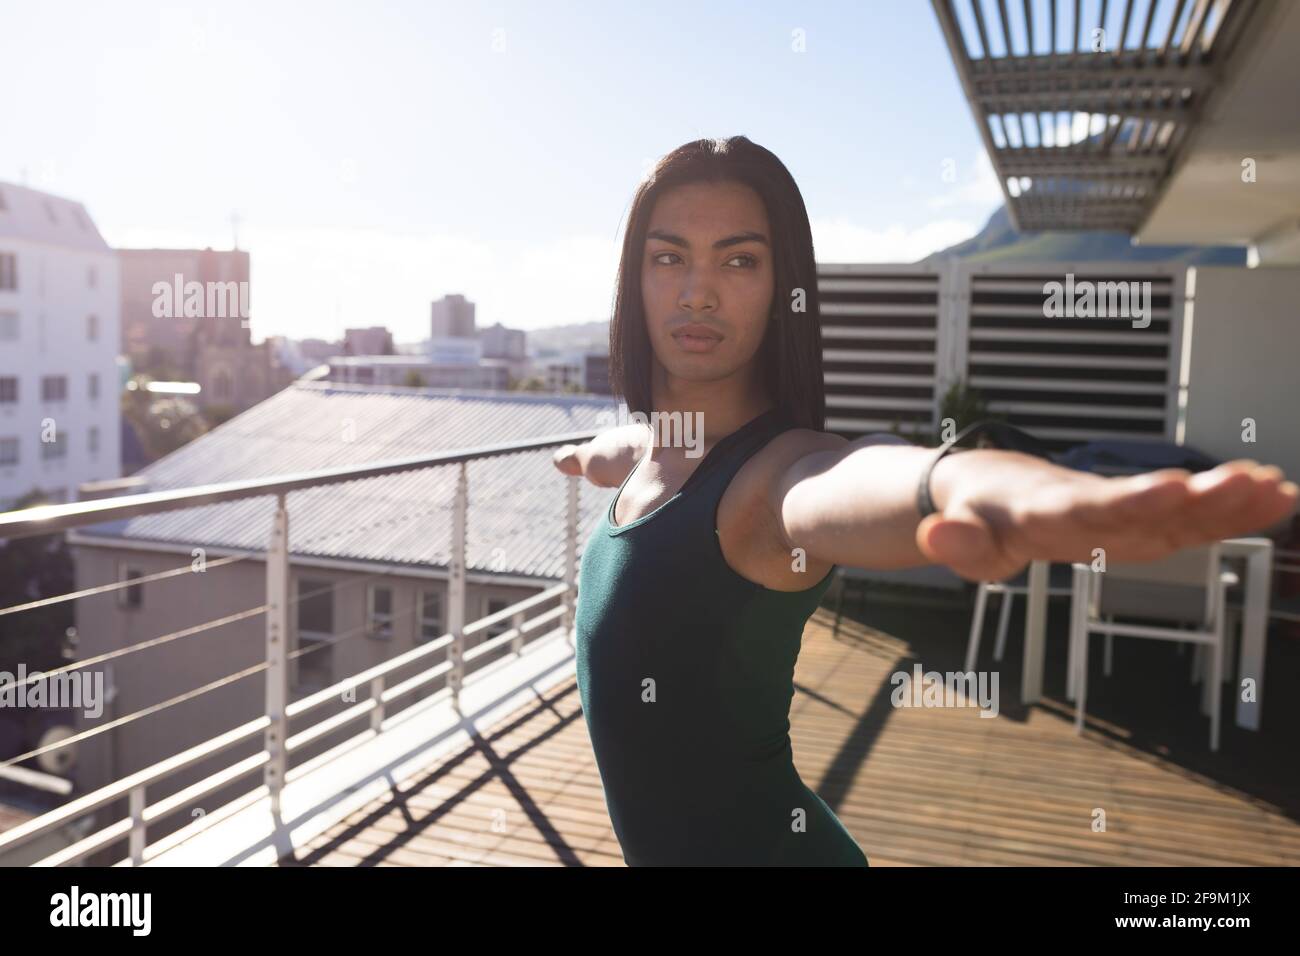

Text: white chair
xmin=964 ymin=563 xmax=1073 ymax=673
xmin=1069 ymin=543 xmax=1238 ymax=752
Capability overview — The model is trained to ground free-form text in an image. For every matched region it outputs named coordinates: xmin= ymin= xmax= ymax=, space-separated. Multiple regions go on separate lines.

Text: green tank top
xmin=574 ymin=407 xmax=869 ymax=866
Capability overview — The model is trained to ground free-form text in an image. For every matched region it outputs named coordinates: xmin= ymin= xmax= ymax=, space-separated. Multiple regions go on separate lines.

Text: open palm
xmin=916 ymin=459 xmax=1299 ymax=582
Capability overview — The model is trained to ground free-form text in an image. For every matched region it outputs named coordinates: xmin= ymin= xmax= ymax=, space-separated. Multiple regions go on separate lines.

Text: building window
xmin=367 ymin=586 xmax=394 ymax=641
xmin=86 ymin=314 xmax=98 ymax=341
xmin=0 ymin=312 xmax=16 ymax=340
xmin=295 ymin=578 xmax=334 ymax=690
xmin=88 ymin=373 xmax=99 ymax=401
xmin=0 ymin=253 xmax=15 ymax=291
xmin=88 ymin=426 xmax=99 ymax=455
xmin=118 ymin=566 xmax=144 ymax=609
xmin=0 ymin=438 xmax=18 ymax=466
xmin=41 ymin=432 xmax=67 ymax=460
xmin=419 ymin=590 xmax=443 ymax=642
xmin=87 ymin=264 xmax=96 ymax=288
xmin=41 ymin=375 xmax=68 ymax=402
xmin=0 ymin=377 xmax=15 ymax=404
xmin=42 ymin=200 xmax=57 ymax=224
xmin=483 ymin=597 xmax=511 ymax=643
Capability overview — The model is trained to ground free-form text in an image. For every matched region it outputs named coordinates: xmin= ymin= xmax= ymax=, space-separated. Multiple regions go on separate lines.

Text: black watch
xmin=916 ymin=420 xmax=1055 ymax=518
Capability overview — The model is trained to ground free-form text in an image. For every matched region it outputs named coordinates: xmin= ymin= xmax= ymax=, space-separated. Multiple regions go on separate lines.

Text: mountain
xmin=525 ymin=319 xmax=609 ymax=357
xmin=921 ymin=204 xmax=1247 ymax=266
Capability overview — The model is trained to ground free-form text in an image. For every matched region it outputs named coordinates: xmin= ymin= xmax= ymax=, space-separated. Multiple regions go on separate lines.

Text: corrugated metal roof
xmin=80 ymin=383 xmax=621 ymax=581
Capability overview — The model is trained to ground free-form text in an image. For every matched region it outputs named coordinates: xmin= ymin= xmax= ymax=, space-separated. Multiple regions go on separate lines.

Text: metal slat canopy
xmin=931 ymin=0 xmax=1262 ymax=233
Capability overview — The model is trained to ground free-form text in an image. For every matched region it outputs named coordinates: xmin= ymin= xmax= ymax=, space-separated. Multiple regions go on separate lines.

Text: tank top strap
xmin=684 ymin=406 xmax=794 ymax=498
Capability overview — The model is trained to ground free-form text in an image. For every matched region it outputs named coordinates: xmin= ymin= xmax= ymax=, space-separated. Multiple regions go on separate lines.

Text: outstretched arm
xmin=773 ymin=436 xmax=1298 ymax=581
xmin=552 ymin=423 xmax=649 ymax=488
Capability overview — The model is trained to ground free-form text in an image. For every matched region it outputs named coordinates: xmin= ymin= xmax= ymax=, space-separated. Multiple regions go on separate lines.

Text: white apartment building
xmin=0 ymin=182 xmax=121 ymax=510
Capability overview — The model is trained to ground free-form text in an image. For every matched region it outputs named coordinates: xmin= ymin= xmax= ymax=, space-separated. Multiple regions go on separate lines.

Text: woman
xmin=551 ymin=136 xmax=1296 ymax=867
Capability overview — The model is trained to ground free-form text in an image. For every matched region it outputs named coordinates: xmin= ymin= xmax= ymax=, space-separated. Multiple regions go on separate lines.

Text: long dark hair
xmin=608 ymin=136 xmax=826 ymax=431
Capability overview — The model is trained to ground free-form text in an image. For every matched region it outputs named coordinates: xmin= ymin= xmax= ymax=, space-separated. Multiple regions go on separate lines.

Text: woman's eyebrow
xmin=646 ymin=229 xmax=769 ymax=249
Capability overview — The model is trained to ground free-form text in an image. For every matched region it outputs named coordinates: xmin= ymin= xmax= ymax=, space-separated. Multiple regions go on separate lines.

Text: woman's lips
xmin=671 ymin=326 xmax=723 ymax=353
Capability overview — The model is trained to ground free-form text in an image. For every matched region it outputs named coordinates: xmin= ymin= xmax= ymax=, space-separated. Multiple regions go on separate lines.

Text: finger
xmin=1060 ymin=469 xmax=1194 ymax=535
xmin=1174 ymin=463 xmax=1289 ymax=544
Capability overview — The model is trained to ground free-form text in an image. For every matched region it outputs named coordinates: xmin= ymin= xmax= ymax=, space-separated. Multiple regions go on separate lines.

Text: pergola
xmin=931 ymin=0 xmax=1269 ymax=233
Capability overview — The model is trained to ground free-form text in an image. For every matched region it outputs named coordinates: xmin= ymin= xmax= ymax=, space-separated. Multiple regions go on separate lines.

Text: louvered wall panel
xmin=817 ymin=263 xmax=946 ymax=439
xmin=816 ymin=261 xmax=1186 ymax=452
xmin=962 ymin=262 xmax=1185 ymax=453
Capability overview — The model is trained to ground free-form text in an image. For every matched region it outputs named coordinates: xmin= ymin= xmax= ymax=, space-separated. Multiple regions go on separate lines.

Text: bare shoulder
xmin=717 ymin=427 xmax=849 ymax=591
xmin=726 ymin=427 xmax=847 ymax=525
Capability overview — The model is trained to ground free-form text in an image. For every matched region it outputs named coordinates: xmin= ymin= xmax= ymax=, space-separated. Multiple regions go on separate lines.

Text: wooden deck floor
xmin=279 ymin=594 xmax=1300 ymax=867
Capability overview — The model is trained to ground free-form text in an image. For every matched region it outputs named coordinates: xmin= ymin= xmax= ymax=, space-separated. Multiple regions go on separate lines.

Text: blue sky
xmin=2 ymin=0 xmax=1009 ymax=341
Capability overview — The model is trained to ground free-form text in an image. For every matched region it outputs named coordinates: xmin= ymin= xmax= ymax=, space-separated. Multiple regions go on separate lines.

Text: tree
xmin=888 ymin=380 xmax=1003 ymax=446
xmin=402 ymin=370 xmax=426 ymax=388
xmin=122 ymin=376 xmax=211 ymax=464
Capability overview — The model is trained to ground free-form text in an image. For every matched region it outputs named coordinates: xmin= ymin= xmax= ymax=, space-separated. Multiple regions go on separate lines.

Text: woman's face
xmin=640 ymin=180 xmax=775 ymax=388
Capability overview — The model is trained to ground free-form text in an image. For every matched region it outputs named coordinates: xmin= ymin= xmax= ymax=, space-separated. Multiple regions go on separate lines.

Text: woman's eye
xmin=650 ymin=251 xmax=756 ymax=268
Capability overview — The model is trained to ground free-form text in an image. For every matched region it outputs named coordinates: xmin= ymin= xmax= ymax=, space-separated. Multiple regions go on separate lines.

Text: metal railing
xmin=0 ymin=428 xmax=598 ymax=866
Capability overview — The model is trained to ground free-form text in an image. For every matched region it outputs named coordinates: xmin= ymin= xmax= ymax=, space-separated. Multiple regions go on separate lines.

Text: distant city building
xmin=430 ymin=293 xmax=475 ymax=339
xmin=428 ymin=336 xmax=483 ymax=366
xmin=118 ymin=247 xmax=246 ymax=369
xmin=342 ymin=326 xmax=394 ymax=356
xmin=0 ymin=181 xmax=122 ymax=509
xmin=534 ymin=355 xmax=584 ymax=392
xmin=479 ymin=321 xmax=526 ymax=361
xmin=583 ymin=352 xmax=610 ymax=394
xmin=295 ymin=338 xmax=340 ymax=366
xmin=327 ymin=355 xmax=508 ymax=390
xmin=116 ymin=246 xmax=289 ymax=412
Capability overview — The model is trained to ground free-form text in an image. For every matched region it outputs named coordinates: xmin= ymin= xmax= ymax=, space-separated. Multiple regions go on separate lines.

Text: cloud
xmin=926 ymin=148 xmax=1005 ymax=210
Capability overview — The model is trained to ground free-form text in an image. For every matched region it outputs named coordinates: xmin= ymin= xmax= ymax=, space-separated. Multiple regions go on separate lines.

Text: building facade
xmin=117 ymin=247 xmax=290 ymax=413
xmin=430 ymin=293 xmax=475 ymax=339
xmin=0 ymin=182 xmax=121 ymax=509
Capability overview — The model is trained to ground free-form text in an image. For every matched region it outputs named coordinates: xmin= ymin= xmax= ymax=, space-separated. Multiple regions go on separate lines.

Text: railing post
xmin=129 ymin=786 xmax=146 ymax=865
xmin=562 ymin=474 xmax=579 ymax=643
xmin=265 ymin=493 xmax=289 ymax=816
xmin=448 ymin=462 xmax=468 ymax=711
xmin=510 ymin=611 xmax=525 ymax=656
xmin=369 ymin=676 xmax=385 ymax=732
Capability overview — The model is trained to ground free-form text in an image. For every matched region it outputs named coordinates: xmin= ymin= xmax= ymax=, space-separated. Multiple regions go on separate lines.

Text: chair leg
xmin=832 ymin=576 xmax=845 ymax=636
xmin=993 ymin=590 xmax=1013 ymax=662
xmin=965 ymin=583 xmax=989 ymax=673
xmin=1074 ymin=627 xmax=1089 ymax=735
xmin=1210 ymin=635 xmax=1223 ymax=752
xmin=1103 ymin=632 xmax=1113 ymax=677
xmin=1067 ymin=569 xmax=1085 ymax=702
xmin=1223 ymin=608 xmax=1238 ymax=684
xmin=1203 ymin=644 xmax=1216 ymax=716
